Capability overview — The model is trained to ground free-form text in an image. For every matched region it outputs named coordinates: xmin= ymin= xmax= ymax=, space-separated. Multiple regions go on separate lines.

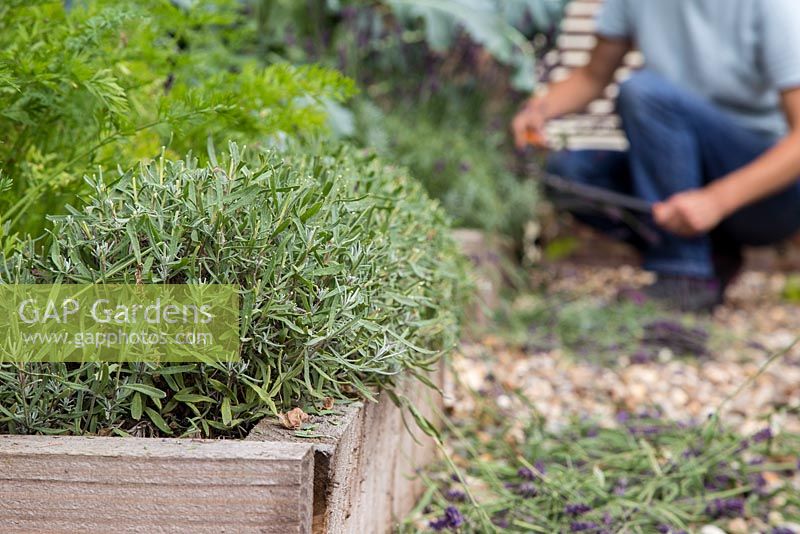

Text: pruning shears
xmin=521 ymin=130 xmax=661 ymax=245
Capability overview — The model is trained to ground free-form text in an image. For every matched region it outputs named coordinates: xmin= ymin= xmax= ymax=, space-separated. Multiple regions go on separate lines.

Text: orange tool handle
xmin=524 ymin=129 xmax=548 ymax=149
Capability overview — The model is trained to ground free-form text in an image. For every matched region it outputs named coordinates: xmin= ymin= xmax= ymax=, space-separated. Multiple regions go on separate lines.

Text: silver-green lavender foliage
xmin=0 ymin=144 xmax=467 ymax=437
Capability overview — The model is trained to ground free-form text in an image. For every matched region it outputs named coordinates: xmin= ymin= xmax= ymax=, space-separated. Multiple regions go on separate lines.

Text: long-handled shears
xmin=522 ymin=130 xmax=661 ymax=245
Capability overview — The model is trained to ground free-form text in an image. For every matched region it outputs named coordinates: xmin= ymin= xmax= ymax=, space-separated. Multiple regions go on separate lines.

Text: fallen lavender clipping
xmin=640 ymin=319 xmax=709 ymax=357
xmin=404 ymin=410 xmax=800 ymax=533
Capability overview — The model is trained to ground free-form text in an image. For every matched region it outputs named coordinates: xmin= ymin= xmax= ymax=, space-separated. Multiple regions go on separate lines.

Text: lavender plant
xmin=0 ymin=143 xmax=467 ymax=438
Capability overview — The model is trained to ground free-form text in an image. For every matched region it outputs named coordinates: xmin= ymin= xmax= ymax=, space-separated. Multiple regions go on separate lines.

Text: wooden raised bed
xmin=0 ymin=436 xmax=315 ymax=533
xmin=248 ymin=369 xmax=443 ymax=534
xmin=0 ymin=370 xmax=443 ymax=534
xmin=452 ymin=229 xmax=508 ymax=321
xmin=0 ymin=230 xmax=508 ymax=533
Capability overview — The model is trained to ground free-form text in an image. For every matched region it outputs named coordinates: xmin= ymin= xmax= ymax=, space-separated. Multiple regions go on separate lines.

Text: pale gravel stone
xmin=450 ymin=264 xmax=800 ymax=435
xmin=726 ymin=518 xmax=749 ymax=534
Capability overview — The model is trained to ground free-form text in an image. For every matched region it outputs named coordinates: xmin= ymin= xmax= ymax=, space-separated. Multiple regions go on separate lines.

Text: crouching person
xmin=513 ymin=0 xmax=800 ymax=312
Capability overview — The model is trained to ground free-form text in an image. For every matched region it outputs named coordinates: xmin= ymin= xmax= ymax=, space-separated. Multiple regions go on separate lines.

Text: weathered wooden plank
xmin=625 ymin=51 xmax=645 ymax=68
xmin=557 ymin=33 xmax=597 ymax=51
xmin=587 ymin=99 xmax=614 ymax=115
xmin=560 ymin=50 xmax=591 ymax=68
xmin=542 ymin=0 xmax=645 ymax=150
xmin=549 ymin=66 xmax=571 ymax=82
xmin=562 ymin=134 xmax=629 ymax=151
xmin=565 ymin=1 xmax=602 ymax=17
xmin=614 ymin=67 xmax=633 ymax=83
xmin=548 ymin=111 xmax=621 ymax=130
xmin=452 ymin=229 xmax=513 ymax=326
xmin=0 ymin=436 xmax=315 ymax=534
xmin=248 ymin=367 xmax=444 ymax=534
xmin=561 ymin=17 xmax=597 ymax=34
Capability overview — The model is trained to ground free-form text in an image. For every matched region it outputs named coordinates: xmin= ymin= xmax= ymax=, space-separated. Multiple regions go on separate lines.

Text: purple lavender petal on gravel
xmin=752 ymin=427 xmax=773 ymax=443
xmin=565 ymin=503 xmax=592 ymax=516
xmin=571 ymin=522 xmax=600 ymax=532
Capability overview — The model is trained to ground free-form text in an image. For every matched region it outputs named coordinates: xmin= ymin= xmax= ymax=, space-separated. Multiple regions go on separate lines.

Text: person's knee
xmin=547 ymin=150 xmax=627 ymax=182
xmin=617 ymin=70 xmax=678 ymax=118
xmin=546 ymin=150 xmax=593 ymax=180
xmin=545 ymin=150 xmax=574 ymax=177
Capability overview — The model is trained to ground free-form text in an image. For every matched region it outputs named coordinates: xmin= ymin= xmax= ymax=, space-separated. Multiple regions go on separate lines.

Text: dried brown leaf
xmin=278 ymin=407 xmax=309 ymax=430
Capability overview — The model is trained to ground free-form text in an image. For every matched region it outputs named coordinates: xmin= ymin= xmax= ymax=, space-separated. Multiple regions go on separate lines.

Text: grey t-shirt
xmin=596 ymin=0 xmax=800 ymax=138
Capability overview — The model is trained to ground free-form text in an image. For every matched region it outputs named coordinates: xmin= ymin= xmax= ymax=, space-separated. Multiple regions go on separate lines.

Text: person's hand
xmin=653 ymin=188 xmax=727 ymax=237
xmin=512 ymin=97 xmax=548 ymax=149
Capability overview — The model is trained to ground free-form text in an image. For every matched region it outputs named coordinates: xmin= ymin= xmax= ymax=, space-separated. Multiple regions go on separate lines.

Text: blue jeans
xmin=547 ymin=70 xmax=800 ymax=278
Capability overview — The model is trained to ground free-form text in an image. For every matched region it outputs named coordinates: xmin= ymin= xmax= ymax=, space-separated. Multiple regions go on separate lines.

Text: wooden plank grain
xmin=247 ymin=366 xmax=445 ymax=534
xmin=0 ymin=436 xmax=315 ymax=534
xmin=561 ymin=17 xmax=597 ymax=34
xmin=557 ymin=33 xmax=597 ymax=51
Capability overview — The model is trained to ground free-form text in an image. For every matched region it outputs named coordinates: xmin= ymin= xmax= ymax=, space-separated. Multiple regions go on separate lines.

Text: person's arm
xmin=654 ymin=87 xmax=800 ymax=236
xmin=512 ymin=37 xmax=631 ymax=149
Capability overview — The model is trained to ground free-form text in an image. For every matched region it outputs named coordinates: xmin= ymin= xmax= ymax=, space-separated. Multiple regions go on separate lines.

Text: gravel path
xmin=447 ymin=263 xmax=800 ymax=436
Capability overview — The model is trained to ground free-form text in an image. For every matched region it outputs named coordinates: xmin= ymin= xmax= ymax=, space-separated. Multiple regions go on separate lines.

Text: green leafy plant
xmin=782 ymin=274 xmax=800 ymax=303
xmin=0 ymin=0 xmax=356 ymax=236
xmin=0 ymin=144 xmax=467 ymax=437
xmin=245 ymin=0 xmax=564 ymax=241
xmin=253 ymin=0 xmax=566 ymax=91
xmin=387 ymin=0 xmax=565 ymax=90
xmin=355 ymin=97 xmax=539 ymax=240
